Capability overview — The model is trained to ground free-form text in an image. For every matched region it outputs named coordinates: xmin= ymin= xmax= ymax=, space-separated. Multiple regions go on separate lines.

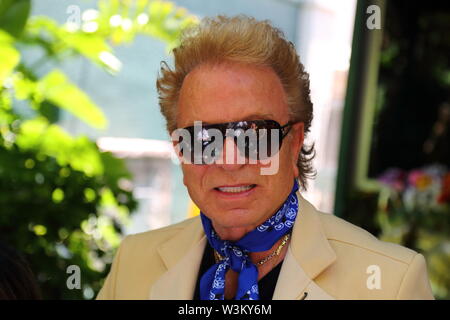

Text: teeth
xmin=217 ymin=185 xmax=254 ymax=193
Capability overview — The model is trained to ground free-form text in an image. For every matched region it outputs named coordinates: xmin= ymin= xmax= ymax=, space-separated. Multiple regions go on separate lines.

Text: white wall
xmin=294 ymin=0 xmax=357 ymax=213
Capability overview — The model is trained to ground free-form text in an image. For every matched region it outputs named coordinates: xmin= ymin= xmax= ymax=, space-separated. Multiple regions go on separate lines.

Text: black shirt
xmin=193 ymin=241 xmax=284 ymax=300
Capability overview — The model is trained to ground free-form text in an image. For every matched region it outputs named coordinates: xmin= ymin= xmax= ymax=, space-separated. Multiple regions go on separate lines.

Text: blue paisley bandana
xmin=199 ymin=179 xmax=299 ymax=300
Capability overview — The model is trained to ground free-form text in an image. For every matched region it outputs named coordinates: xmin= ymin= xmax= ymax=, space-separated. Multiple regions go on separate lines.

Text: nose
xmin=217 ymin=137 xmax=246 ymax=171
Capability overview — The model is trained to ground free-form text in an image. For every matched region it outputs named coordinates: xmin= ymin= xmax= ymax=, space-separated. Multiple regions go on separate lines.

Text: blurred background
xmin=0 ymin=0 xmax=448 ymax=299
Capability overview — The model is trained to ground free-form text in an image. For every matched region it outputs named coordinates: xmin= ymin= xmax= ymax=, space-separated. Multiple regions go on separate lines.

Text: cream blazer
xmin=96 ymin=193 xmax=434 ymax=300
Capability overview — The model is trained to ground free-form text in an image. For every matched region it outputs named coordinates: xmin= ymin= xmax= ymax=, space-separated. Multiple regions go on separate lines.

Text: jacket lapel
xmin=272 ymin=192 xmax=337 ymax=300
xmin=149 ymin=217 xmax=206 ymax=299
xmin=272 ymin=246 xmax=335 ymax=300
xmin=150 ymin=192 xmax=337 ymax=300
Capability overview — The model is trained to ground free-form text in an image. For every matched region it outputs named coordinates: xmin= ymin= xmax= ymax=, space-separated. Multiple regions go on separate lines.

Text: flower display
xmin=377 ymin=164 xmax=450 ymax=299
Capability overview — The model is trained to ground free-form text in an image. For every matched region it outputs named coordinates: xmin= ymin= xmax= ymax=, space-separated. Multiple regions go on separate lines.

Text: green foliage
xmin=0 ymin=0 xmax=197 ymax=299
xmin=15 ymin=70 xmax=108 ymax=129
xmin=377 ymin=198 xmax=450 ymax=300
xmin=0 ymin=31 xmax=20 ymax=84
xmin=93 ymin=0 xmax=198 ymax=51
xmin=372 ymin=1 xmax=450 ymax=299
xmin=0 ymin=0 xmax=30 ymax=37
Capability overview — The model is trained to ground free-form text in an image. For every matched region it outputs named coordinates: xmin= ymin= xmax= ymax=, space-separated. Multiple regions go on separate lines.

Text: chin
xmin=213 ymin=208 xmax=259 ymax=228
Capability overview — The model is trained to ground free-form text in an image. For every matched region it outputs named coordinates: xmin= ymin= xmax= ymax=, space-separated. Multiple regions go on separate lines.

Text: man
xmin=97 ymin=15 xmax=434 ymax=300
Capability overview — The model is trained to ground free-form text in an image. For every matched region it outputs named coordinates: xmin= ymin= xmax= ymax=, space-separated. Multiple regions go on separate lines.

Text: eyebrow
xmin=199 ymin=113 xmax=275 ymax=125
xmin=179 ymin=112 xmax=278 ymax=129
xmin=244 ymin=113 xmax=274 ymax=120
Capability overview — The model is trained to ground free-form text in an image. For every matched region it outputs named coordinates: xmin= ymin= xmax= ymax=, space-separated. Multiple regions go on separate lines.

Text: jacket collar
xmin=149 ymin=192 xmax=336 ymax=300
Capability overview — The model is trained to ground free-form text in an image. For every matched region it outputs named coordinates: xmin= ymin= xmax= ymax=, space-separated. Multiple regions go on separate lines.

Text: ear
xmin=289 ymin=122 xmax=304 ymax=178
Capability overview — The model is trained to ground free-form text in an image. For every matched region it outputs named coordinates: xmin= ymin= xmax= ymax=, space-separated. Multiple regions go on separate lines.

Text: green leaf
xmin=0 ymin=30 xmax=20 ymax=85
xmin=38 ymin=100 xmax=60 ymax=123
xmin=36 ymin=70 xmax=107 ymax=129
xmin=0 ymin=0 xmax=31 ymax=37
xmin=63 ymin=33 xmax=122 ymax=74
xmin=12 ymin=73 xmax=35 ymax=99
xmin=25 ymin=17 xmax=121 ymax=74
xmin=15 ymin=117 xmax=104 ymax=176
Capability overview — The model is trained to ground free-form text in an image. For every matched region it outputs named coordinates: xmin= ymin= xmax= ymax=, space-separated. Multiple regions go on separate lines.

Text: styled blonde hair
xmin=157 ymin=15 xmax=315 ymax=189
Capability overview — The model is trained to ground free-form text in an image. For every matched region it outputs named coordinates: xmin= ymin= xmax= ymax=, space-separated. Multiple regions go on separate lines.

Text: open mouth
xmin=214 ymin=184 xmax=257 ymax=194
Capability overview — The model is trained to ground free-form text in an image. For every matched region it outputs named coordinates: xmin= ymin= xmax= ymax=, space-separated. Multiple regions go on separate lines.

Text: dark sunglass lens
xmin=254 ymin=121 xmax=288 ymax=161
xmin=234 ymin=128 xmax=258 ymax=160
xmin=199 ymin=125 xmax=227 ymax=164
xmin=179 ymin=120 xmax=287 ymax=164
xmin=202 ymin=138 xmax=223 ymax=164
xmin=175 ymin=136 xmax=194 ymax=163
xmin=229 ymin=120 xmax=282 ymax=161
xmin=256 ymin=121 xmax=283 ymax=160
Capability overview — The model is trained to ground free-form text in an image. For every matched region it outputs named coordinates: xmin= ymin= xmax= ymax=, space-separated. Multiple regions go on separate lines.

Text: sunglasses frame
xmin=175 ymin=119 xmax=298 ymax=164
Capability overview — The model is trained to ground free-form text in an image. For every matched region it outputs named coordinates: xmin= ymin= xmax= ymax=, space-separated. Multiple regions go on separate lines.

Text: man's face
xmin=176 ymin=62 xmax=304 ymax=240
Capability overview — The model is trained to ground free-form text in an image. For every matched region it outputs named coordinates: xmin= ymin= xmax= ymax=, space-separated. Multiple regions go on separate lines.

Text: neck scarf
xmin=199 ymin=179 xmax=299 ymax=300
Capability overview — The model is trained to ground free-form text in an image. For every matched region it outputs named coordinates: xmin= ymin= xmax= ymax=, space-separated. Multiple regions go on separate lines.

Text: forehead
xmin=176 ymin=62 xmax=289 ymax=128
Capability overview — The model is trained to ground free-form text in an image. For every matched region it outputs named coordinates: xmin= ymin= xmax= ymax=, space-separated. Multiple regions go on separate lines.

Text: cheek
xmin=293 ymin=160 xmax=299 ymax=178
xmin=287 ymin=136 xmax=301 ymax=178
xmin=279 ymin=143 xmax=299 ymax=178
xmin=291 ymin=146 xmax=300 ymax=178
xmin=181 ymin=164 xmax=207 ymax=190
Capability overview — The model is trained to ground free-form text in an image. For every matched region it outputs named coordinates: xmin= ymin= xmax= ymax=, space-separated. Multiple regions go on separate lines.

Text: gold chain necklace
xmin=213 ymin=233 xmax=291 ymax=266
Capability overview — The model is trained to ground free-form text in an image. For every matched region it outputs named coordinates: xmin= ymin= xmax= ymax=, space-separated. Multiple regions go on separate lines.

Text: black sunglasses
xmin=173 ymin=119 xmax=297 ymax=164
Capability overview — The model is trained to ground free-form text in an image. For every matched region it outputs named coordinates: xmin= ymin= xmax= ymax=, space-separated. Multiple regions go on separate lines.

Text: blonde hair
xmin=157 ymin=15 xmax=315 ymax=189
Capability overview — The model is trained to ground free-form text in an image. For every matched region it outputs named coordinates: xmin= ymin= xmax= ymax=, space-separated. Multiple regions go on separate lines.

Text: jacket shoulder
xmin=125 ymin=216 xmax=200 ymax=249
xmin=97 ymin=216 xmax=201 ymax=299
xmin=314 ymin=211 xmax=434 ymax=299
xmin=317 ymin=211 xmax=417 ymax=264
